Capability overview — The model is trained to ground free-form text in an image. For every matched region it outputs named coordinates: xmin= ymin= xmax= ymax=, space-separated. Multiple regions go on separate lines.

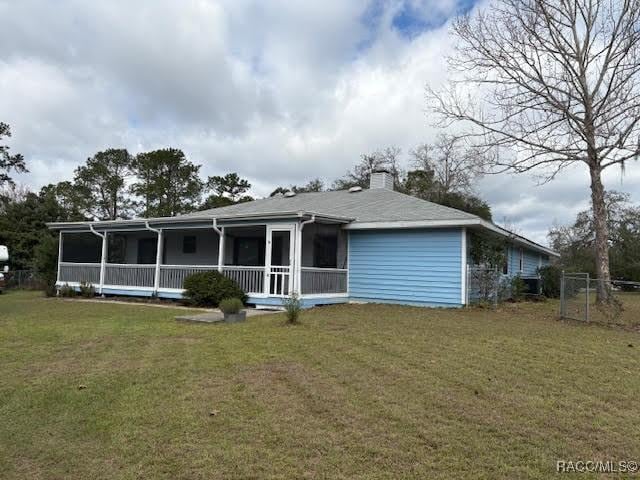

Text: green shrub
xmin=183 ymin=271 xmax=247 ymax=307
xmin=538 ymin=265 xmax=562 ymax=298
xmin=282 ymin=293 xmax=302 ymax=324
xmin=33 ymin=234 xmax=59 ymax=297
xmin=58 ymin=283 xmax=77 ymax=297
xmin=510 ymin=275 xmax=528 ymax=302
xmin=219 ymin=297 xmax=244 ymax=314
xmin=43 ymin=282 xmax=58 ymax=297
xmin=78 ymin=281 xmax=96 ymax=298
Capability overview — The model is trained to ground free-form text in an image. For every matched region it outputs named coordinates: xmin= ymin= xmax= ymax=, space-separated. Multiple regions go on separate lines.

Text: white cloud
xmin=1 ymin=0 xmax=639 ymax=245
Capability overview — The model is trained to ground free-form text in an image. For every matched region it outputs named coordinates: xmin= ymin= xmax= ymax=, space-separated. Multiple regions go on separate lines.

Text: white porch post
xmin=99 ymin=231 xmax=107 ymax=295
xmin=218 ymin=227 xmax=225 ymax=273
xmin=297 ymin=216 xmax=315 ymax=296
xmin=153 ymin=229 xmax=163 ymax=293
xmin=56 ymin=231 xmax=63 ymax=285
xmin=294 ymin=223 xmax=302 ymax=295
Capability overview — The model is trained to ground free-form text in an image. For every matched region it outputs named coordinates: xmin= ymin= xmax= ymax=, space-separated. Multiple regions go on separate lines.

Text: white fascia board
xmin=344 ymin=219 xmax=481 ymax=230
xmin=46 ymin=210 xmax=353 ymax=231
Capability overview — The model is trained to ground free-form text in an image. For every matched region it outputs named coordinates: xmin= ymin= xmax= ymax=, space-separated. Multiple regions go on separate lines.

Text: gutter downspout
xmin=296 ymin=215 xmax=316 ymax=295
xmin=89 ymin=224 xmax=107 ymax=295
xmin=56 ymin=230 xmax=63 ymax=292
xmin=212 ymin=219 xmax=224 ymax=273
xmin=145 ymin=221 xmax=163 ymax=295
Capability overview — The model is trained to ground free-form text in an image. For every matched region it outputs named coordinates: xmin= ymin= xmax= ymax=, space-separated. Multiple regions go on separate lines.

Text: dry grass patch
xmin=1 ymin=290 xmax=639 ymax=479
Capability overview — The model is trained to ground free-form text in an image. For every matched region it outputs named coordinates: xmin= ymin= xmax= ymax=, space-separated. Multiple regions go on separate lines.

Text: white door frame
xmin=265 ymin=224 xmax=296 ymax=296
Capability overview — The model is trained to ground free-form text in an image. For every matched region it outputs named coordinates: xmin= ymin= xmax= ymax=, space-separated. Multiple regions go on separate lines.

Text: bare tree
xmin=410 ymin=134 xmax=482 ymax=197
xmin=333 ymin=146 xmax=403 ymax=190
xmin=428 ymin=0 xmax=640 ymax=303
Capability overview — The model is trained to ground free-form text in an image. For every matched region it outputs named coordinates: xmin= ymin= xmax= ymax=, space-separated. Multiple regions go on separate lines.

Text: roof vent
xmin=284 ymin=191 xmax=296 ymax=197
xmin=348 ymin=186 xmax=363 ymax=193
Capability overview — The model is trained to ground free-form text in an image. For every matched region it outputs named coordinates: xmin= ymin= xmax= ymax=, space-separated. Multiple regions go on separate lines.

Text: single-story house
xmin=47 ymin=170 xmax=558 ymax=308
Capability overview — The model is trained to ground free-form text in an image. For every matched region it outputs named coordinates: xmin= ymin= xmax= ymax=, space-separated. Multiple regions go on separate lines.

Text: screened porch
xmin=56 ymin=221 xmax=348 ymax=300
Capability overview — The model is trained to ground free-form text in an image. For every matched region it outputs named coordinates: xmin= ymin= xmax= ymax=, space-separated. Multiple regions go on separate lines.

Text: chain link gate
xmin=560 ymin=272 xmax=590 ymax=322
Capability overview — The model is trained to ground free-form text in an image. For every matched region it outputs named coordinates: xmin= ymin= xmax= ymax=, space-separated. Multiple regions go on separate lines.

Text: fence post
xmin=585 ymin=273 xmax=590 ymax=323
xmin=560 ymin=270 xmax=565 ymax=318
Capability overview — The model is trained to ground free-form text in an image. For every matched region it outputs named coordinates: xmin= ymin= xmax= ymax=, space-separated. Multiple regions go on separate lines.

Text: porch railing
xmin=159 ymin=265 xmax=218 ymax=290
xmin=58 ymin=262 xmax=101 ymax=285
xmin=222 ymin=266 xmax=265 ymax=295
xmin=300 ymin=267 xmax=348 ymax=295
xmin=57 ymin=263 xmax=348 ymax=296
xmin=104 ymin=264 xmax=155 ymax=288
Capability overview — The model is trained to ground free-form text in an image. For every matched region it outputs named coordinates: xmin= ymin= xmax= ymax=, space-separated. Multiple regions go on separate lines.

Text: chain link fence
xmin=467 ymin=266 xmax=545 ymax=307
xmin=466 ymin=267 xmax=511 ymax=307
xmin=4 ymin=270 xmax=42 ymax=290
xmin=560 ymin=272 xmax=640 ymax=324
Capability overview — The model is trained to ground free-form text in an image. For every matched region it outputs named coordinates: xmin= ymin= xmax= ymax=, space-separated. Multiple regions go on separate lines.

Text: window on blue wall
xmin=502 ymin=247 xmax=509 ymax=275
xmin=518 ymin=247 xmax=524 ymax=272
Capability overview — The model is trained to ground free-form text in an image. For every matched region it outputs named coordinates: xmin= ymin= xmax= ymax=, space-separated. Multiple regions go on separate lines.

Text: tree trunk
xmin=589 ymin=165 xmax=612 ymax=304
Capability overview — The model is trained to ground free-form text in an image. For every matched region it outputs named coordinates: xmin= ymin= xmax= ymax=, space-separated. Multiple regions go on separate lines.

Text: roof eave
xmin=46 ymin=210 xmax=354 ymax=230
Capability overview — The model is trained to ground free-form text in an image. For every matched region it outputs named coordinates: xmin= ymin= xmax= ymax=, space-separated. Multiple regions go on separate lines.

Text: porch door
xmin=265 ymin=225 xmax=295 ymax=296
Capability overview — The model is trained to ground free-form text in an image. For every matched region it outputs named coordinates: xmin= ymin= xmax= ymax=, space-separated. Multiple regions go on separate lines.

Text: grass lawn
xmin=1 ymin=291 xmax=639 ymax=479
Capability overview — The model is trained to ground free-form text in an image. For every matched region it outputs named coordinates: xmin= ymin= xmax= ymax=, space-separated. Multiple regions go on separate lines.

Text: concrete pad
xmin=175 ymin=312 xmax=225 ymax=323
xmin=175 ymin=308 xmax=279 ymax=324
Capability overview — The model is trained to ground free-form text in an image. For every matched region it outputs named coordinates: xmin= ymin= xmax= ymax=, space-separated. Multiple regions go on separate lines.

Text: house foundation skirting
xmin=55 ymin=282 xmax=349 ymax=307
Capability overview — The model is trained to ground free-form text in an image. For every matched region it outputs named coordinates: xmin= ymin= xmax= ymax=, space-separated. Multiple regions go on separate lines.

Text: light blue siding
xmin=348 ymin=228 xmax=463 ymax=307
xmin=507 ymin=245 xmax=550 ymax=277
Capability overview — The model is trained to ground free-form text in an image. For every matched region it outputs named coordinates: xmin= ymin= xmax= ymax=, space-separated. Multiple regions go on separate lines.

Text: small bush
xmin=538 ymin=265 xmax=562 ymax=298
xmin=43 ymin=282 xmax=58 ymax=297
xmin=78 ymin=282 xmax=96 ymax=298
xmin=219 ymin=297 xmax=244 ymax=314
xmin=510 ymin=276 xmax=528 ymax=302
xmin=183 ymin=271 xmax=247 ymax=307
xmin=58 ymin=283 xmax=77 ymax=297
xmin=282 ymin=293 xmax=302 ymax=324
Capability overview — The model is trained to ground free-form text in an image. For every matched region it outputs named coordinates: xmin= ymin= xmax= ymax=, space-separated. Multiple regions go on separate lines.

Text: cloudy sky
xmin=1 ymin=0 xmax=639 ymax=245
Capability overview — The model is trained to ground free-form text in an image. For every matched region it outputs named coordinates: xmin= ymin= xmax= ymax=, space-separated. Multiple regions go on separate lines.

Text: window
xmin=313 ymin=235 xmax=338 ymax=268
xmin=502 ymin=247 xmax=509 ymax=275
xmin=108 ymin=234 xmax=127 ymax=264
xmin=137 ymin=238 xmax=157 ymax=264
xmin=183 ymin=236 xmax=197 ymax=254
xmin=518 ymin=247 xmax=524 ymax=272
xmin=233 ymin=237 xmax=265 ymax=266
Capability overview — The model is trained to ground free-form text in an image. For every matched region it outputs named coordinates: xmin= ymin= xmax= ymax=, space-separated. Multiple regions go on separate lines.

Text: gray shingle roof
xmin=182 ymin=188 xmax=479 ymax=223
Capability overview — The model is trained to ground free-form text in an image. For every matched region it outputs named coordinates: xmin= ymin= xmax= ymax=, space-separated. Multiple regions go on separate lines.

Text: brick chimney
xmin=369 ymin=169 xmax=394 ymax=190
